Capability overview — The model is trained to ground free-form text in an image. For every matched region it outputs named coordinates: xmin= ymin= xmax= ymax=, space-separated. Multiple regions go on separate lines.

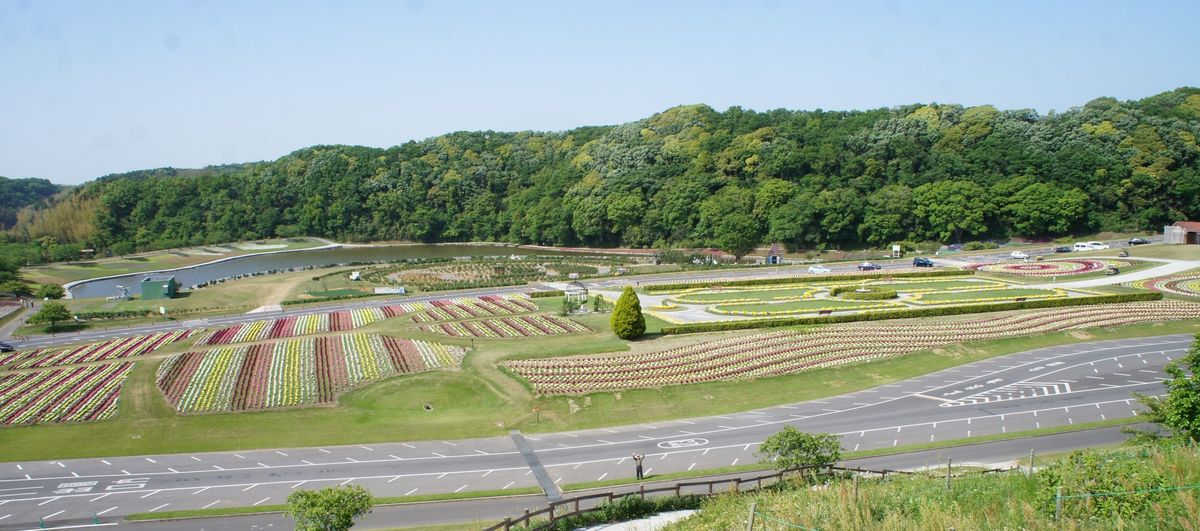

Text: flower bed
xmin=408 ymin=295 xmax=539 ymax=324
xmin=420 ymin=315 xmax=590 ymax=338
xmin=0 ymin=362 xmax=135 ymax=425
xmin=968 ymin=259 xmax=1130 ymax=277
xmin=710 ymin=299 xmax=899 ymax=316
xmin=5 ymin=331 xmax=196 ymax=370
xmin=668 ymin=286 xmax=818 ymax=305
xmin=1127 ymin=272 xmax=1200 ymax=298
xmin=156 ymin=334 xmax=465 ymax=413
xmin=907 ymin=288 xmax=1067 ymax=305
xmin=195 ymin=306 xmax=415 ymax=346
xmin=505 ymin=301 xmax=1200 ymax=395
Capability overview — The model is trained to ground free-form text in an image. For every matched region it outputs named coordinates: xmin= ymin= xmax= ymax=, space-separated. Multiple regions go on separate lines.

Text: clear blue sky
xmin=2 ymin=0 xmax=1198 ymax=184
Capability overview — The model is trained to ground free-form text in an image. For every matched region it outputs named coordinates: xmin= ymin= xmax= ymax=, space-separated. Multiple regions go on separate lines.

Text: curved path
xmin=0 ymin=334 xmax=1188 ymax=529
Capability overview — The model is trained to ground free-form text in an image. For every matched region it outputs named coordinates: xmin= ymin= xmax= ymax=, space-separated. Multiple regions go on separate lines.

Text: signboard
xmin=159 ymin=306 xmax=166 ymax=315
xmin=374 ymin=287 xmax=406 ymax=295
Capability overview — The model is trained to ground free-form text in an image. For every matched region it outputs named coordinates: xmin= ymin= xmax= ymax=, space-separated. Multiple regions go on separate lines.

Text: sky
xmin=2 ymin=0 xmax=1198 ymax=184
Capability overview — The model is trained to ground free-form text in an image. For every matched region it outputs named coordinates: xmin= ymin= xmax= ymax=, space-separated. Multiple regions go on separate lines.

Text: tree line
xmin=5 ymin=88 xmax=1200 ymax=259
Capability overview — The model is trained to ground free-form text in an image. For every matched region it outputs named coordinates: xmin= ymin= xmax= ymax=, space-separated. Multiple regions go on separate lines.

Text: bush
xmin=610 ymin=286 xmax=646 ymax=339
xmin=547 ymin=494 xmax=703 ymax=531
xmin=530 ymin=290 xmax=565 ymax=298
xmin=660 ymin=292 xmax=1163 ymax=334
xmin=837 ymin=287 xmax=898 ymax=300
xmin=642 ymin=269 xmax=971 ymax=292
xmin=757 ymin=427 xmax=842 ymax=470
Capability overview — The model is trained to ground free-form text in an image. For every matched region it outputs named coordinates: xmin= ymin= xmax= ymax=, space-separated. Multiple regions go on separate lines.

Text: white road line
xmin=598 ymin=473 xmax=608 ymax=481
xmin=401 ymin=444 xmax=416 ymax=449
xmin=43 ymin=509 xmax=65 ymax=519
xmin=190 ymin=456 xmax=202 ymax=462
xmin=253 ymin=497 xmax=271 ymax=506
xmin=140 ymin=490 xmax=160 ymax=499
xmin=149 ymin=503 xmax=169 ymax=512
xmin=389 ymin=455 xmax=402 ymax=460
xmin=242 ymin=484 xmax=257 ymax=491
xmin=443 ymin=441 xmax=457 ymax=446
xmin=97 ymin=506 xmax=118 ymax=515
xmin=202 ymin=501 xmax=220 ymax=509
xmin=431 ymin=453 xmax=445 ymax=458
xmin=360 ymin=445 xmax=374 ymax=451
xmin=406 ymin=488 xmax=420 ymax=495
xmin=688 ymin=463 xmax=696 ymax=471
xmin=0 ymin=486 xmax=42 ymax=493
xmin=144 ymin=458 xmax=156 ymax=464
xmin=292 ymin=481 xmax=307 ymax=489
xmin=302 ymin=460 xmax=315 ymax=465
xmin=89 ymin=494 xmax=109 ymax=502
xmin=193 ymin=487 xmax=209 ymax=494
xmin=233 ymin=454 xmax=245 ymax=459
xmin=100 ymin=460 xmax=110 ymax=466
xmin=257 ymin=462 xmax=269 ymax=468
xmin=731 ymin=458 xmax=739 ymax=466
xmin=167 ymin=468 xmax=177 ymax=473
xmin=455 ymin=485 xmax=469 ymax=492
xmin=276 ymin=451 xmax=289 ymax=457
xmin=37 ymin=497 xmax=60 ymax=506
xmin=339 ymin=479 xmax=354 ymax=486
xmin=318 ymin=449 xmax=332 ymax=454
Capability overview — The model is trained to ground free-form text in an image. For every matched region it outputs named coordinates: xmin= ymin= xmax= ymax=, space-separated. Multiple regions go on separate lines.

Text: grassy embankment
xmin=2 ymin=290 xmax=1197 ymax=461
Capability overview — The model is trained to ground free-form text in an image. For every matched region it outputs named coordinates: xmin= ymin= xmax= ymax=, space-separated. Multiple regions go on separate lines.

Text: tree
xmin=35 ymin=284 xmax=65 ymax=300
xmin=1135 ymin=334 xmax=1200 ymax=443
xmin=756 ymin=426 xmax=842 ymax=470
xmin=0 ymin=280 xmax=32 ymax=297
xmin=285 ymin=485 xmax=373 ymax=531
xmin=610 ymin=286 xmax=646 ymax=340
xmin=713 ymin=213 xmax=761 ymax=262
xmin=28 ymin=302 xmax=72 ymax=331
xmin=912 ymin=180 xmax=991 ymax=242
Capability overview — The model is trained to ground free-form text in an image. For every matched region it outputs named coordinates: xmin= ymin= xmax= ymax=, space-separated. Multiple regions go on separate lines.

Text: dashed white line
xmin=37 ymin=497 xmax=60 ymax=506
xmin=598 ymin=473 xmax=608 ymax=481
xmin=202 ymin=501 xmax=220 ymax=509
xmin=242 ymin=484 xmax=257 ymax=492
xmin=43 ymin=510 xmax=65 ymax=519
xmin=253 ymin=497 xmax=271 ymax=506
xmin=406 ymin=488 xmax=420 ymax=495
xmin=97 ymin=506 xmax=119 ymax=515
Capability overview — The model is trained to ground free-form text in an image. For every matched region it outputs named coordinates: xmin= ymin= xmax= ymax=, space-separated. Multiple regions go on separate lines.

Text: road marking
xmin=89 ymin=494 xmax=109 ymax=502
xmin=292 ymin=481 xmax=307 ymax=489
xmin=213 ymin=465 xmax=224 ymax=471
xmin=455 ymin=485 xmax=469 ymax=492
xmin=276 ymin=451 xmax=289 ymax=457
xmin=688 ymin=463 xmax=696 ymax=471
xmin=437 ymin=473 xmax=448 ymax=479
xmin=360 ymin=445 xmax=374 ymax=451
xmin=193 ymin=487 xmax=209 ymax=494
xmin=339 ymin=479 xmax=354 ymax=486
xmin=431 ymin=453 xmax=445 ymax=458
xmin=318 ymin=448 xmax=332 ymax=454
xmin=253 ymin=497 xmax=271 ymax=506
xmin=406 ymin=488 xmax=420 ymax=495
xmin=475 ymin=450 xmax=489 ymax=455
xmin=97 ymin=506 xmax=118 ymax=515
xmin=302 ymin=460 xmax=315 ymax=465
xmin=598 ymin=473 xmax=608 ymax=481
xmin=202 ymin=501 xmax=220 ymax=509
xmin=190 ymin=456 xmax=202 ymax=462
xmin=167 ymin=468 xmax=177 ymax=473
xmin=257 ymin=462 xmax=269 ymax=468
xmin=37 ymin=497 xmax=60 ymax=506
xmin=233 ymin=454 xmax=245 ymax=459
xmin=150 ymin=503 xmax=169 ymax=512
xmin=346 ymin=458 xmax=359 ymax=463
xmin=731 ymin=458 xmax=739 ymax=466
xmin=401 ymin=443 xmax=416 ymax=449
xmin=140 ymin=490 xmax=160 ymax=499
xmin=100 ymin=460 xmax=110 ymax=466
xmin=242 ymin=484 xmax=257 ymax=491
xmin=43 ymin=510 xmax=65 ymax=519
xmin=597 ymin=439 xmax=613 ymax=444
xmin=443 ymin=441 xmax=457 ymax=446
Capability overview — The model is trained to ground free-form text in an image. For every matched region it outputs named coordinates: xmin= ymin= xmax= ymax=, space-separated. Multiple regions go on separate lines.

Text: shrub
xmin=839 ymin=288 xmax=898 ymax=300
xmin=610 ymin=286 xmax=646 ymax=339
xmin=530 ymin=290 xmax=565 ymax=298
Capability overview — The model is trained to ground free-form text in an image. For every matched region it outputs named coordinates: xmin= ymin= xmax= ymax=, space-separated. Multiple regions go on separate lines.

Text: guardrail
xmin=485 ymin=464 xmax=1006 ymax=530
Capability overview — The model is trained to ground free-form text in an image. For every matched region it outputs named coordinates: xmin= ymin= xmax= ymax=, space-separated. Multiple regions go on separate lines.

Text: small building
xmin=565 ymin=281 xmax=589 ymax=304
xmin=140 ymin=275 xmax=177 ymax=299
xmin=767 ymin=243 xmax=783 ymax=265
xmin=1164 ymin=221 xmax=1200 ymax=244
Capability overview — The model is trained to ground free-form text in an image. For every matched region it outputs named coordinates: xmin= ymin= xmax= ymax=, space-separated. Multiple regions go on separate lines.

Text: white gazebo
xmin=565 ymin=281 xmax=589 ymax=304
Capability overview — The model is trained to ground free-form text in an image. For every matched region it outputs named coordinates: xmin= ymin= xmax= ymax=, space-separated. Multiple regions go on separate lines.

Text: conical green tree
xmin=610 ymin=286 xmax=646 ymax=339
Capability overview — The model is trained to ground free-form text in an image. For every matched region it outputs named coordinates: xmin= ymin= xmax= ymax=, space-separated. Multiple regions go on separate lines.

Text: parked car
xmin=807 ymin=265 xmax=831 ymax=274
xmin=1073 ymin=241 xmax=1110 ymax=251
xmin=0 ymin=342 xmax=13 ymax=353
xmin=1105 ymin=266 xmax=1120 ymax=276
xmin=1054 ymin=246 xmax=1072 ymax=253
xmin=912 ymin=257 xmax=934 ymax=267
xmin=1010 ymin=251 xmax=1030 ymax=260
xmin=1128 ymin=237 xmax=1151 ymax=245
xmin=858 ymin=261 xmax=882 ymax=271
xmin=1087 ymin=241 xmax=1111 ymax=250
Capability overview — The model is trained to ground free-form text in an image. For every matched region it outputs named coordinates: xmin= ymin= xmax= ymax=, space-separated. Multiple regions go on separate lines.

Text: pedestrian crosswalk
xmin=941 ymin=381 xmax=1072 ymax=407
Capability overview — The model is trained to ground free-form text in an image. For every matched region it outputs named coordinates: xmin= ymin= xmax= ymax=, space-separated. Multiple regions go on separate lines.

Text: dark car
xmin=912 ymin=257 xmax=934 ymax=267
xmin=858 ymin=261 xmax=882 ymax=271
xmin=1128 ymin=237 xmax=1150 ymax=245
xmin=0 ymin=342 xmax=14 ymax=353
xmin=1054 ymin=246 xmax=1072 ymax=253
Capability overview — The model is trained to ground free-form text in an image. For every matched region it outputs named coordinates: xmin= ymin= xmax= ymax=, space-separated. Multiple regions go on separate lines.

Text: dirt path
xmin=259 ymin=275 xmax=310 ymax=306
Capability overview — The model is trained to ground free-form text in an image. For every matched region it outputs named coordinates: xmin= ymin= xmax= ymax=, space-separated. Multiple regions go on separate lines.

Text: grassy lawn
xmin=3 ymin=310 xmax=1196 ymax=461
xmin=712 ymin=298 xmax=897 ymax=314
xmin=21 ymin=238 xmax=326 ymax=286
xmin=670 ymin=286 xmax=816 ymax=304
xmin=1069 ymin=243 xmax=1200 ymax=260
xmin=911 ymin=287 xmax=1061 ymax=304
xmin=869 ymin=279 xmax=1003 ymax=291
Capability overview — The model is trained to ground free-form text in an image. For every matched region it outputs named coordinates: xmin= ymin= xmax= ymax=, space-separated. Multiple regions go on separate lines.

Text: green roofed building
xmin=140 ymin=275 xmax=177 ymax=300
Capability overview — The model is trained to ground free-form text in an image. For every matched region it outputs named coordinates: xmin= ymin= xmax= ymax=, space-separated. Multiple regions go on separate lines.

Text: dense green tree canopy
xmin=8 ymin=88 xmax=1200 ymax=256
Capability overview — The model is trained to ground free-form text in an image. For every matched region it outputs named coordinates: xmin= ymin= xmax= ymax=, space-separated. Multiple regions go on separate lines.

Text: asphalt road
xmin=0 ymin=334 xmax=1187 ymax=530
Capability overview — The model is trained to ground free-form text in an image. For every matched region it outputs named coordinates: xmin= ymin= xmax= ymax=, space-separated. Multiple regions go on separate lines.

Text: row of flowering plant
xmin=1127 ymin=272 xmax=1200 ymax=298
xmin=156 ymin=334 xmax=465 ymax=413
xmin=0 ymin=362 xmax=135 ymax=425
xmin=420 ymin=314 xmax=589 ymax=338
xmin=5 ymin=330 xmax=195 ymax=370
xmin=505 ymin=301 xmax=1200 ymax=395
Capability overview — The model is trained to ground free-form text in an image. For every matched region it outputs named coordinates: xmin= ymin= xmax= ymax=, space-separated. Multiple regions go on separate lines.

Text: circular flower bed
xmin=969 ymin=259 xmax=1129 ymax=277
xmin=836 ymin=287 xmax=899 ymax=300
xmin=1127 ymin=272 xmax=1200 ymax=298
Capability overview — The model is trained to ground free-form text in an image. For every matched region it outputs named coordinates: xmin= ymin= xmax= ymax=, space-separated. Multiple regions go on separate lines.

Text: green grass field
xmin=868 ymin=279 xmax=1002 ymax=291
xmin=711 ymin=298 xmax=896 ymax=315
xmin=912 ymin=287 xmax=1062 ymax=304
xmin=670 ymin=286 xmax=816 ymax=304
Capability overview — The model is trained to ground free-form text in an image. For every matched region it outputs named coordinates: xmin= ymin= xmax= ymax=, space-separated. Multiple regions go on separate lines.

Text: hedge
xmin=659 ymin=292 xmax=1164 ymax=334
xmin=530 ymin=290 xmax=565 ymax=298
xmin=837 ymin=288 xmax=898 ymax=300
xmin=641 ymin=269 xmax=973 ymax=292
xmin=280 ymin=292 xmax=386 ymax=305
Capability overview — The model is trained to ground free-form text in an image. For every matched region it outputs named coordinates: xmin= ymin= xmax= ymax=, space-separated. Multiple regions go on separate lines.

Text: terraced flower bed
xmin=2 ymin=330 xmax=197 ymax=370
xmin=505 ymin=301 xmax=1200 ymax=394
xmin=194 ymin=307 xmax=399 ymax=346
xmin=420 ymin=315 xmax=589 ymax=338
xmin=908 ymin=288 xmax=1067 ymax=305
xmin=1127 ymin=272 xmax=1200 ymax=298
xmin=969 ymin=259 xmax=1129 ymax=277
xmin=865 ymin=279 xmax=1003 ymax=292
xmin=0 ymin=362 xmax=135 ymax=425
xmin=408 ymin=296 xmax=539 ymax=323
xmin=710 ymin=299 xmax=899 ymax=316
xmin=156 ymin=334 xmax=465 ymax=413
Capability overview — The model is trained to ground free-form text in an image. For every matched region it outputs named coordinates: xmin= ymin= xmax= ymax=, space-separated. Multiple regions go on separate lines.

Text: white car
xmin=807 ymin=265 xmax=831 ymax=274
xmin=1086 ymin=241 xmax=1110 ymax=250
xmin=1073 ymin=241 xmax=1111 ymax=251
xmin=1010 ymin=251 xmax=1029 ymax=260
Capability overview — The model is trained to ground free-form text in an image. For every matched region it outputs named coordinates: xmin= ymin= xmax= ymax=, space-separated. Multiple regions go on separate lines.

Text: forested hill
xmin=0 ymin=177 xmax=63 ymax=230
xmin=8 ymin=88 xmax=1200 ymax=256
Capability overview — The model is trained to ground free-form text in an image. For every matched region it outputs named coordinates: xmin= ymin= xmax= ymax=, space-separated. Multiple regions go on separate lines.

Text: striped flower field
xmin=505 ymin=301 xmax=1200 ymax=395
xmin=408 ymin=296 xmax=539 ymax=323
xmin=0 ymin=362 xmax=135 ymax=425
xmin=0 ymin=330 xmax=196 ymax=370
xmin=420 ymin=314 xmax=589 ymax=338
xmin=156 ymin=334 xmax=465 ymax=413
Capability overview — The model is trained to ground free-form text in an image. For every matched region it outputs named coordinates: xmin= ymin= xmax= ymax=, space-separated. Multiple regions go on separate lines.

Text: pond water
xmin=67 ymin=244 xmax=602 ymax=299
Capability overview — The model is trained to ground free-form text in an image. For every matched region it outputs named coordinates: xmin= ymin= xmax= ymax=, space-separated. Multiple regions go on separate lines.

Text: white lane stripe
xmin=252 ymin=497 xmax=271 ymax=506
xmin=43 ymin=509 xmax=65 ymax=519
xmin=149 ymin=503 xmax=169 ymax=512
xmin=202 ymin=501 xmax=220 ymax=509
xmin=97 ymin=506 xmax=118 ymax=515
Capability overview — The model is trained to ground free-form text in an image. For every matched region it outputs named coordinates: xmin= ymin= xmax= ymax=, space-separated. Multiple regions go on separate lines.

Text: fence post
xmin=734 ymin=478 xmax=742 ymax=492
xmin=945 ymin=458 xmax=952 ymax=491
xmin=853 ymin=475 xmax=859 ymax=502
xmin=574 ymin=498 xmax=579 ymax=514
xmin=1055 ymin=486 xmax=1062 ymax=520
xmin=523 ymin=509 xmax=531 ymax=529
xmin=745 ymin=500 xmax=757 ymax=531
xmin=1028 ymin=449 xmax=1035 ymax=478
xmin=639 ymin=485 xmax=645 ymax=499
xmin=503 ymin=517 xmax=511 ymax=531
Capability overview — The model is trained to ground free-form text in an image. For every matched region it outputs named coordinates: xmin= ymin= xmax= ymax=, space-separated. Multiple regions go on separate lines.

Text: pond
xmin=66 ymin=244 xmax=608 ymax=299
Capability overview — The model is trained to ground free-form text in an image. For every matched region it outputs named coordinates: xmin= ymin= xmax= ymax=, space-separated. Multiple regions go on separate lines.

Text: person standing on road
xmin=633 ymin=453 xmax=645 ymax=480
